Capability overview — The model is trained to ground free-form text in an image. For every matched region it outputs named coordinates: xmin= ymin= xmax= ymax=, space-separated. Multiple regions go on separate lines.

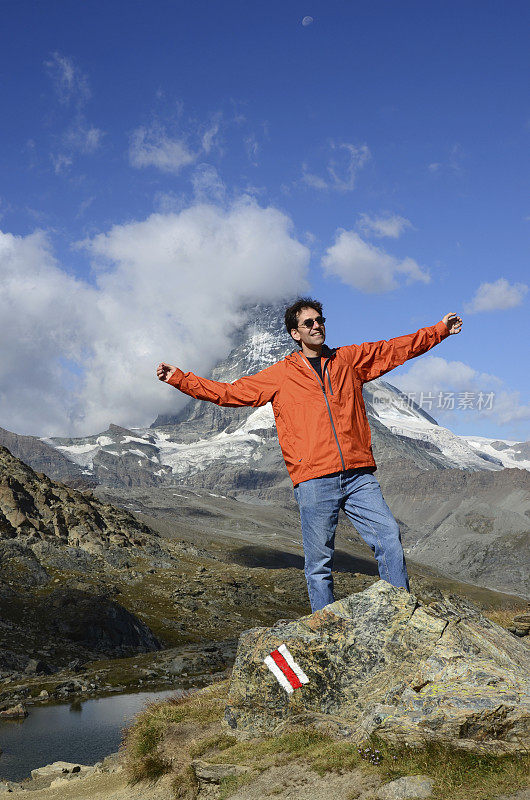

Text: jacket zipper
xmin=301 ymin=355 xmax=346 ymax=471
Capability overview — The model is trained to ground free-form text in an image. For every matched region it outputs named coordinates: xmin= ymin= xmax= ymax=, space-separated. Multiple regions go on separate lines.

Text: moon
xmin=301 ymin=16 xmax=314 ymax=26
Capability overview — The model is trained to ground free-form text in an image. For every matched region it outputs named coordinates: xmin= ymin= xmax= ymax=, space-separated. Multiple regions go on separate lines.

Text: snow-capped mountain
xmin=364 ymin=380 xmax=505 ymax=471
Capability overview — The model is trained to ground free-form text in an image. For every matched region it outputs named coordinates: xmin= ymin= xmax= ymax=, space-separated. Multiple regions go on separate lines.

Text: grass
xmin=218 ymin=772 xmax=255 ymax=799
xmin=122 ymin=680 xmax=228 ymax=784
xmin=188 ymin=732 xmax=238 ymax=759
xmin=208 ymin=726 xmax=331 ymax=767
xmin=372 ymin=737 xmax=530 ymax=800
xmin=484 ymin=604 xmax=528 ymax=629
xmin=122 ymin=683 xmax=530 ymax=800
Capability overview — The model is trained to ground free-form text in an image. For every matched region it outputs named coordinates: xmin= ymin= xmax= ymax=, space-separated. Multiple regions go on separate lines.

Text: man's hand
xmin=157 ymin=363 xmax=178 ymax=382
xmin=442 ymin=312 xmax=463 ymax=335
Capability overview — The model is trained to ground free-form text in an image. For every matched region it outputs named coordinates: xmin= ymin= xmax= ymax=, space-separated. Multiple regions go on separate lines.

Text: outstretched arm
xmin=156 ymin=362 xmax=280 ymax=407
xmin=342 ymin=313 xmax=462 ymax=384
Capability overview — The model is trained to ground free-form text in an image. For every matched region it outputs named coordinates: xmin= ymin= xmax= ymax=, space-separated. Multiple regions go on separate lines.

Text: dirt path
xmin=0 ymin=767 xmax=174 ymax=800
xmin=1 ymin=762 xmax=528 ymax=800
xmin=228 ymin=761 xmax=381 ymax=799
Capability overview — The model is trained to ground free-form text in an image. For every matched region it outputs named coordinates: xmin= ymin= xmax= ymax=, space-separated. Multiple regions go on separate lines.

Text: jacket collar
xmin=289 ymin=344 xmax=337 ymax=362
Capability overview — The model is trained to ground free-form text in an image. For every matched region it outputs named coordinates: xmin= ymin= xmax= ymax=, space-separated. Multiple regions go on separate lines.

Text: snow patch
xmin=462 ymin=436 xmax=530 ymax=472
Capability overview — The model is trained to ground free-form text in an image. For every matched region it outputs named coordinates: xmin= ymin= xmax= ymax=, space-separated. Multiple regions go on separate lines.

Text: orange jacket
xmin=167 ymin=320 xmax=450 ymax=486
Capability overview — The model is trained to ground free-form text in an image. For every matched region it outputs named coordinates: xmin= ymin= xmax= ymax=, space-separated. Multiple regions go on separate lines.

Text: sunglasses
xmin=298 ymin=315 xmax=326 ymax=329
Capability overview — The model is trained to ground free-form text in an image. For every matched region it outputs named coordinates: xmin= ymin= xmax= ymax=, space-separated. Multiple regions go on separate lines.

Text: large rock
xmin=376 ymin=776 xmax=433 ymax=799
xmin=30 ymin=761 xmax=89 ymax=779
xmin=0 ymin=703 xmax=28 ymax=719
xmin=225 ymin=581 xmax=530 ymax=753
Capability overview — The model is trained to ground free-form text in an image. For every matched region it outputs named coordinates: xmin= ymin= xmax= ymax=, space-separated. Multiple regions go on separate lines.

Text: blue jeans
xmin=294 ymin=468 xmax=409 ymax=612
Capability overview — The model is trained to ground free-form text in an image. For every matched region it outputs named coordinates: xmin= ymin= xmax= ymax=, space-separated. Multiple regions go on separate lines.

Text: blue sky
xmin=0 ymin=0 xmax=528 ymax=439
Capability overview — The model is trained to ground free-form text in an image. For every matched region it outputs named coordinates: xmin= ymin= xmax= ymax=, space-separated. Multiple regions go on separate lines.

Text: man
xmin=157 ymin=300 xmax=462 ymax=612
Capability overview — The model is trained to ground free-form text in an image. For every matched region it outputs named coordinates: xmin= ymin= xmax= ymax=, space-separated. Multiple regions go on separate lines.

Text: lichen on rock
xmin=225 ymin=581 xmax=530 ymax=754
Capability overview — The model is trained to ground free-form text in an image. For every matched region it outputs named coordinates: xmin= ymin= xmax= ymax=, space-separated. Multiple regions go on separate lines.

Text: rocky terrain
xmin=1 ymin=744 xmax=528 ymax=800
xmin=0 ymin=443 xmax=169 ymax=676
xmin=377 ymin=465 xmax=530 ymax=595
xmin=3 ymin=594 xmax=528 ymax=800
xmin=1 ymin=438 xmax=529 ymax=798
xmin=91 ymin=467 xmax=530 ymax=598
xmin=0 ymin=443 xmax=368 ymax=708
xmin=117 ymin=586 xmax=530 ymax=800
xmin=1 ymin=440 xmax=527 ymax=711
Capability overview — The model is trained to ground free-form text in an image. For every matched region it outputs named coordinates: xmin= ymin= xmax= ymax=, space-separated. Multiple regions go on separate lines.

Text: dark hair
xmin=284 ymin=297 xmax=323 ymax=345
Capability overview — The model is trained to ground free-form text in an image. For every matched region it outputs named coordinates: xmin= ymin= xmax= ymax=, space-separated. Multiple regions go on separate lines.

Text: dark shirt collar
xmin=292 ymin=344 xmax=336 ymax=359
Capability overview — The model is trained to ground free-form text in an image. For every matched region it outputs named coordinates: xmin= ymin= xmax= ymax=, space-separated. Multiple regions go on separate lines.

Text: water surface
xmin=0 ymin=689 xmax=181 ymax=782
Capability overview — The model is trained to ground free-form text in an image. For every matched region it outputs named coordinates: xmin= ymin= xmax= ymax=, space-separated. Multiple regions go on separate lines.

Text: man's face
xmin=291 ymin=307 xmax=326 ymax=349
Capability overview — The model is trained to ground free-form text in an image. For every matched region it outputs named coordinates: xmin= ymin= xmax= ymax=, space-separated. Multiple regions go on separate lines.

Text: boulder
xmin=0 ymin=703 xmax=28 ymax=719
xmin=376 ymin=775 xmax=433 ymax=799
xmin=225 ymin=581 xmax=530 ymax=754
xmin=192 ymin=759 xmax=252 ymax=784
xmin=509 ymin=610 xmax=530 ymax=638
xmin=30 ymin=761 xmax=90 ymax=780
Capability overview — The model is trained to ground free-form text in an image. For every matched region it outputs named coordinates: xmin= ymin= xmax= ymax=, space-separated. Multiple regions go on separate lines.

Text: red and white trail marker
xmin=264 ymin=643 xmax=309 ymax=694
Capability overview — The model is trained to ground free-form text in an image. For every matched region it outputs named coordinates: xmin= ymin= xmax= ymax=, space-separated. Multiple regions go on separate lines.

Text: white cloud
xmin=427 ymin=144 xmax=464 ymax=176
xmin=301 ymin=169 xmax=328 ymax=190
xmin=44 ymin=52 xmax=90 ymax=106
xmin=357 ymin=213 xmax=413 ymax=239
xmin=465 ymin=278 xmax=528 ymax=314
xmin=64 ymin=116 xmax=104 ymax=154
xmin=391 ymin=356 xmax=501 ymax=395
xmin=322 ymin=230 xmax=430 ymax=293
xmin=0 ymin=230 xmax=96 ymax=434
xmin=51 ymin=153 xmax=73 ymax=174
xmin=129 ymin=124 xmax=197 ymax=174
xmin=45 ymin=53 xmax=104 ymax=170
xmin=0 ymin=198 xmax=309 ymax=437
xmin=391 ymin=356 xmax=530 ymax=427
xmin=191 ymin=164 xmax=226 ymax=202
xmin=201 ymin=120 xmax=220 ymax=154
xmin=302 ymin=142 xmax=370 ymax=192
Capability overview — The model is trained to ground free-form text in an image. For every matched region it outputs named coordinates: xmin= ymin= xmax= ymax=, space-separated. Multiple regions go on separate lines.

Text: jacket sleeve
xmin=341 ymin=320 xmax=450 ymax=384
xmin=166 ymin=362 xmax=281 ymax=407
